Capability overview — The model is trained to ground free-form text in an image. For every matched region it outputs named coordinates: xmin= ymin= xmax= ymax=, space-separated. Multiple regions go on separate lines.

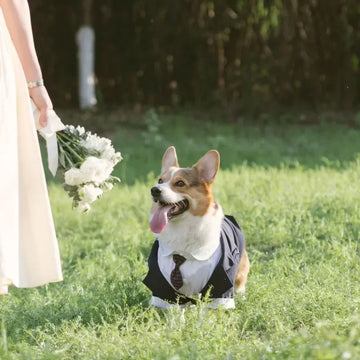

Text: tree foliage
xmin=30 ymin=0 xmax=360 ymax=111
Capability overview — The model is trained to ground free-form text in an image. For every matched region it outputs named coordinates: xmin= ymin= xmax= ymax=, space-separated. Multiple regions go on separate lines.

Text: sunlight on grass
xmin=1 ymin=119 xmax=360 ymax=359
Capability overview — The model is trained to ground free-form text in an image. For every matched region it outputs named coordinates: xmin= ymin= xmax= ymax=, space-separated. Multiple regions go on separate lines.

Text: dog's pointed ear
xmin=193 ymin=150 xmax=220 ymax=184
xmin=161 ymin=146 xmax=179 ymax=173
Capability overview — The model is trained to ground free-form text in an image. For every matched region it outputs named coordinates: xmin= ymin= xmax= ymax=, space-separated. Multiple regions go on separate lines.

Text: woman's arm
xmin=0 ymin=0 xmax=41 ymax=82
xmin=0 ymin=0 xmax=53 ymax=127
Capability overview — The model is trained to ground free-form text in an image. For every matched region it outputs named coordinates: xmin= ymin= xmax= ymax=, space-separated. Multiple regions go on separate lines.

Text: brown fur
xmin=158 ymin=167 xmax=214 ymax=217
xmin=172 ymin=169 xmax=213 ymax=216
xmin=235 ymin=250 xmax=250 ymax=293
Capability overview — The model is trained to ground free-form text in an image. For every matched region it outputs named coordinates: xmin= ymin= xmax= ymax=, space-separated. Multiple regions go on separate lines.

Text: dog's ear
xmin=161 ymin=146 xmax=179 ymax=173
xmin=193 ymin=150 xmax=220 ymax=184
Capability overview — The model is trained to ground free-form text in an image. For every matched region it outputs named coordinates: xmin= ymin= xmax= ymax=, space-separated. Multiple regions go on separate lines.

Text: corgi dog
xmin=143 ymin=146 xmax=250 ymax=309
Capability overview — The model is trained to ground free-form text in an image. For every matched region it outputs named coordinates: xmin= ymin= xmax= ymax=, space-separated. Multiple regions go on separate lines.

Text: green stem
xmin=58 ymin=134 xmax=87 ymax=160
xmin=57 ymin=131 xmax=82 ymax=145
xmin=57 ymin=136 xmax=84 ymax=163
xmin=57 ymin=134 xmax=82 ymax=152
xmin=58 ymin=143 xmax=75 ymax=168
xmin=64 ymin=150 xmax=75 ymax=168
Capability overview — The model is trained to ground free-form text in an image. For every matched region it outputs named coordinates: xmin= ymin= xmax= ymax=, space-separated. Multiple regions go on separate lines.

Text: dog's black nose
xmin=151 ymin=186 xmax=161 ymax=198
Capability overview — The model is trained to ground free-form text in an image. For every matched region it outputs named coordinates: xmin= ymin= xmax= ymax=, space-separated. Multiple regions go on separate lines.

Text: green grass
xmin=1 ymin=113 xmax=360 ymax=359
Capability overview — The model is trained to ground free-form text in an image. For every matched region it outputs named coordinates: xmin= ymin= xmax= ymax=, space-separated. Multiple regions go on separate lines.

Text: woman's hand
xmin=29 ymin=85 xmax=53 ymax=128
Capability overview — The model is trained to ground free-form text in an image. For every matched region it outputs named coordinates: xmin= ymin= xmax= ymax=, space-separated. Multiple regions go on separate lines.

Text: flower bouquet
xmin=32 ymin=100 xmax=122 ymax=213
xmin=56 ymin=126 xmax=122 ymax=213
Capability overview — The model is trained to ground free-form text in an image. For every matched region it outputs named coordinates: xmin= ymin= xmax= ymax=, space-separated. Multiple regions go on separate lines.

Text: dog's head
xmin=149 ymin=146 xmax=220 ymax=234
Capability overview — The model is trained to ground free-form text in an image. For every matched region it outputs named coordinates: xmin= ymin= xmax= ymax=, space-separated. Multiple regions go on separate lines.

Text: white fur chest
xmin=154 ymin=205 xmax=224 ymax=261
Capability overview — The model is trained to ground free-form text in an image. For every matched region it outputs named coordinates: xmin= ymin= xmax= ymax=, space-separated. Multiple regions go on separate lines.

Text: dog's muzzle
xmin=151 ymin=186 xmax=161 ymax=201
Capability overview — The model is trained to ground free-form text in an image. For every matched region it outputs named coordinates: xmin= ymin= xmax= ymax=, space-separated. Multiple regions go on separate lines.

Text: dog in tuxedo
xmin=143 ymin=146 xmax=250 ymax=309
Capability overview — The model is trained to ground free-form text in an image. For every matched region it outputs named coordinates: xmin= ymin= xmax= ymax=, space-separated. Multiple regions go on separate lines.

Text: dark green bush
xmin=30 ymin=0 xmax=360 ymax=112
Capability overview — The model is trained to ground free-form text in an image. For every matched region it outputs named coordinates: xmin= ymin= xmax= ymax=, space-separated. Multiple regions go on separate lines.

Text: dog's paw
xmin=235 ymin=288 xmax=247 ymax=301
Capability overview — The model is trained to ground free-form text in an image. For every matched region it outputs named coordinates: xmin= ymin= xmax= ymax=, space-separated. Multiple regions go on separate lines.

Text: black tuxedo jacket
xmin=143 ymin=215 xmax=245 ymax=305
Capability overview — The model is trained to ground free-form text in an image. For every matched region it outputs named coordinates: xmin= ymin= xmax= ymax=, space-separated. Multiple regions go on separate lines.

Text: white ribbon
xmin=31 ymin=99 xmax=65 ymax=176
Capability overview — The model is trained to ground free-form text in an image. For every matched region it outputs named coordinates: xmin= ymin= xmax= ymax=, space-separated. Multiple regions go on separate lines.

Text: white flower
xmin=81 ymin=134 xmax=111 ymax=154
xmin=75 ymin=126 xmax=85 ymax=136
xmin=107 ymin=150 xmax=123 ymax=165
xmin=100 ymin=148 xmax=122 ymax=165
xmin=80 ymin=156 xmax=114 ymax=184
xmin=79 ymin=184 xmax=103 ymax=203
xmin=64 ymin=157 xmax=114 ymax=186
xmin=80 ymin=134 xmax=122 ymax=165
xmin=64 ymin=168 xmax=86 ymax=186
xmin=77 ymin=202 xmax=91 ymax=214
xmin=101 ymin=182 xmax=114 ymax=191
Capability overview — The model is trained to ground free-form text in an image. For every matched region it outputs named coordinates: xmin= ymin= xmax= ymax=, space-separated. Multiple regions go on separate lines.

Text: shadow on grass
xmin=3 ymin=276 xmax=149 ymax=343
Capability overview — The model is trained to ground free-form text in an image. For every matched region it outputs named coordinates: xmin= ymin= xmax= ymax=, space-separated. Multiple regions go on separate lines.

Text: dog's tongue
xmin=150 ymin=204 xmax=173 ymax=233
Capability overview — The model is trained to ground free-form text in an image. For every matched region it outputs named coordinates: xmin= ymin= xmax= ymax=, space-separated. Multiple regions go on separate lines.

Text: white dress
xmin=0 ymin=9 xmax=62 ymax=294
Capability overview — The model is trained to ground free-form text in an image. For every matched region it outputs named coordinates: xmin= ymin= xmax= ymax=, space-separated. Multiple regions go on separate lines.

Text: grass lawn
xmin=1 ymin=112 xmax=360 ymax=359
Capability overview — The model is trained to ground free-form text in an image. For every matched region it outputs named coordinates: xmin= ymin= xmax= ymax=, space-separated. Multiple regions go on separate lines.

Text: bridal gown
xmin=0 ymin=9 xmax=62 ymax=293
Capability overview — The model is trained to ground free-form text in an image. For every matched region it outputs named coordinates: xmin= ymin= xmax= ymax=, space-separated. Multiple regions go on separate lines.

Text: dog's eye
xmin=158 ymin=178 xmax=163 ymax=184
xmin=175 ymin=180 xmax=185 ymax=187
